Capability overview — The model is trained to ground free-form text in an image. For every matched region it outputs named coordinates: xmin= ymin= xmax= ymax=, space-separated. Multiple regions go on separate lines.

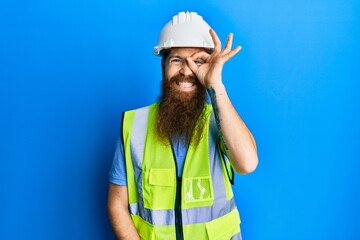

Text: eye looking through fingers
xmin=190 ymin=51 xmax=211 ymax=63
xmin=194 ymin=59 xmax=205 ymax=65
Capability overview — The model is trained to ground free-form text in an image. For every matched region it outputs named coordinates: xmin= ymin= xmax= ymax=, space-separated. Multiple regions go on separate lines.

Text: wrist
xmin=206 ymin=82 xmax=226 ymax=93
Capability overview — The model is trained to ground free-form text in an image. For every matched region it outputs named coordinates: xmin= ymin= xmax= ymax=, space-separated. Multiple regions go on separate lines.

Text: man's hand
xmin=186 ymin=29 xmax=242 ymax=88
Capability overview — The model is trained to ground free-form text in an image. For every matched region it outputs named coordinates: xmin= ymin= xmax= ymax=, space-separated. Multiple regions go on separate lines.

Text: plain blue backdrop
xmin=1 ymin=0 xmax=359 ymax=239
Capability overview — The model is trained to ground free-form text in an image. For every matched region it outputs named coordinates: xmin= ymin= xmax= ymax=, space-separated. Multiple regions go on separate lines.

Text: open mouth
xmin=174 ymin=80 xmax=197 ymax=92
xmin=178 ymin=81 xmax=195 ymax=88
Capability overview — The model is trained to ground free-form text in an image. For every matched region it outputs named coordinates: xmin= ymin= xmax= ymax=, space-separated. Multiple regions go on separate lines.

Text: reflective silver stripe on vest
xmin=231 ymin=231 xmax=242 ymax=240
xmin=129 ymin=106 xmax=236 ymax=226
xmin=129 ymin=106 xmax=162 ymax=224
xmin=129 ymin=202 xmax=175 ymax=225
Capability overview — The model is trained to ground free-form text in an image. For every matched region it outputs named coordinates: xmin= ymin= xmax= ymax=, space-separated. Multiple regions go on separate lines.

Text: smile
xmin=174 ymin=81 xmax=197 ymax=92
xmin=178 ymin=82 xmax=195 ymax=88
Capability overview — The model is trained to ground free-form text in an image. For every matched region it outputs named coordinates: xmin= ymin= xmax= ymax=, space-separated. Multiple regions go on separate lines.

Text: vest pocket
xmin=143 ymin=168 xmax=176 ymax=209
xmin=205 ymin=208 xmax=241 ymax=239
xmin=132 ymin=214 xmax=155 ymax=240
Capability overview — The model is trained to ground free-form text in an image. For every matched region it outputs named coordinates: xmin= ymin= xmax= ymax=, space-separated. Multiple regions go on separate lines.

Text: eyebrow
xmin=168 ymin=50 xmax=206 ymax=60
xmin=168 ymin=55 xmax=182 ymax=59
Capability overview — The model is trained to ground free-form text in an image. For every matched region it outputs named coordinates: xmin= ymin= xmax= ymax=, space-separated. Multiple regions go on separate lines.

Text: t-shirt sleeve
xmin=109 ymin=137 xmax=127 ymax=186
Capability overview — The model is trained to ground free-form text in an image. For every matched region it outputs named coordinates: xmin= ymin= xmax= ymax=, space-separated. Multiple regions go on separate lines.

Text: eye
xmin=169 ymin=58 xmax=183 ymax=64
xmin=194 ymin=59 xmax=205 ymax=65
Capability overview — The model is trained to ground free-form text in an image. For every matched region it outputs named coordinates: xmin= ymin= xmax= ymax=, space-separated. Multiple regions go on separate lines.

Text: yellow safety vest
xmin=122 ymin=103 xmax=241 ymax=240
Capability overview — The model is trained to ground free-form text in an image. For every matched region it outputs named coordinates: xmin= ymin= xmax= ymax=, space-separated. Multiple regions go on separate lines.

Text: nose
xmin=179 ymin=62 xmax=193 ymax=76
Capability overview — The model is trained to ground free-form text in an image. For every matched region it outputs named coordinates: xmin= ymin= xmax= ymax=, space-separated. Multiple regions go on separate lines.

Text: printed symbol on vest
xmin=184 ymin=177 xmax=213 ymax=203
xmin=186 ymin=180 xmax=194 ymax=201
xmin=197 ymin=179 xmax=206 ymax=199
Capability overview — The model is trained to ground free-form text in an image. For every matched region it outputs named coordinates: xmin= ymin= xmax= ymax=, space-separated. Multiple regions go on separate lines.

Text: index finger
xmin=190 ymin=51 xmax=211 ymax=62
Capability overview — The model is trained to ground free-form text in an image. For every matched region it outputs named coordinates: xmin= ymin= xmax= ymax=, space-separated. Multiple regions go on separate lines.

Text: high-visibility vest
xmin=122 ymin=103 xmax=242 ymax=240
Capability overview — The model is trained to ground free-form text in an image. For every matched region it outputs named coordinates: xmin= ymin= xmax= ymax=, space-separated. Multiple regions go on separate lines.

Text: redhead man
xmin=108 ymin=11 xmax=258 ymax=240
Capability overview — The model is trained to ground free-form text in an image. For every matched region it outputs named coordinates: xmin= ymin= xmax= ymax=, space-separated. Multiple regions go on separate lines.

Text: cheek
xmin=165 ymin=66 xmax=179 ymax=80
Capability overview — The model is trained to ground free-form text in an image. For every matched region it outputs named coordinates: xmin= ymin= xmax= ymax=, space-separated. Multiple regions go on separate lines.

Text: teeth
xmin=179 ymin=82 xmax=194 ymax=88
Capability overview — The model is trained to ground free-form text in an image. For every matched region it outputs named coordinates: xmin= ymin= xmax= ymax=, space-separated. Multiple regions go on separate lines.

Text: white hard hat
xmin=154 ymin=11 xmax=214 ymax=56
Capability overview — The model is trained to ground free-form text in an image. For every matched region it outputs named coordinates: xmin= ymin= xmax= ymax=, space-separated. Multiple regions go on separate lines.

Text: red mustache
xmin=169 ymin=73 xmax=199 ymax=85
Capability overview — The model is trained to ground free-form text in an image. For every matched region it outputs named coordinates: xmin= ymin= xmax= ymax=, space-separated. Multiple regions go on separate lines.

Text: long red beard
xmin=155 ymin=73 xmax=207 ymax=146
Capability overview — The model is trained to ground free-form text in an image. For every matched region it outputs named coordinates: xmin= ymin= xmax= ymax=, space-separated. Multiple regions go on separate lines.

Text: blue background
xmin=1 ymin=0 xmax=359 ymax=239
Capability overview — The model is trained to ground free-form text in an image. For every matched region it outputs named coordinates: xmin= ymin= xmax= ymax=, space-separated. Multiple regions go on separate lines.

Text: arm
xmin=186 ymin=29 xmax=258 ymax=174
xmin=107 ymin=184 xmax=140 ymax=240
xmin=207 ymin=82 xmax=258 ymax=174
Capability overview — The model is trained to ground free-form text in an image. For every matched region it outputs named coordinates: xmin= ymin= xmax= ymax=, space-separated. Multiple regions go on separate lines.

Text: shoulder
xmin=124 ymin=102 xmax=158 ymax=115
xmin=122 ymin=103 xmax=158 ymax=130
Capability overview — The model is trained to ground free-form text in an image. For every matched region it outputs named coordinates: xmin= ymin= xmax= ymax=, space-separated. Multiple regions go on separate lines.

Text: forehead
xmin=167 ymin=47 xmax=205 ymax=58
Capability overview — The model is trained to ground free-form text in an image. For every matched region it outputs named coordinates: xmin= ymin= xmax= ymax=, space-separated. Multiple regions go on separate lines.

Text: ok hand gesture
xmin=186 ymin=29 xmax=242 ymax=88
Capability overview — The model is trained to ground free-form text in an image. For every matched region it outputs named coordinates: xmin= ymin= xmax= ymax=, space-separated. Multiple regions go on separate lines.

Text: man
xmin=108 ymin=11 xmax=258 ymax=240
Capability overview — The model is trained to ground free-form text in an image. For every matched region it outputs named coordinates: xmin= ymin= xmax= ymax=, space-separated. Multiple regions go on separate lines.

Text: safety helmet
xmin=153 ymin=11 xmax=214 ymax=56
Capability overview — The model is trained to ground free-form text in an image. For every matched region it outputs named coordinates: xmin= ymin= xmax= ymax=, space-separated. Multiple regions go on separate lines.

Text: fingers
xmin=223 ymin=33 xmax=234 ymax=53
xmin=210 ymin=29 xmax=241 ymax=59
xmin=185 ymin=56 xmax=199 ymax=73
xmin=191 ymin=51 xmax=211 ymax=62
xmin=223 ymin=46 xmax=242 ymax=61
xmin=210 ymin=29 xmax=222 ymax=52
